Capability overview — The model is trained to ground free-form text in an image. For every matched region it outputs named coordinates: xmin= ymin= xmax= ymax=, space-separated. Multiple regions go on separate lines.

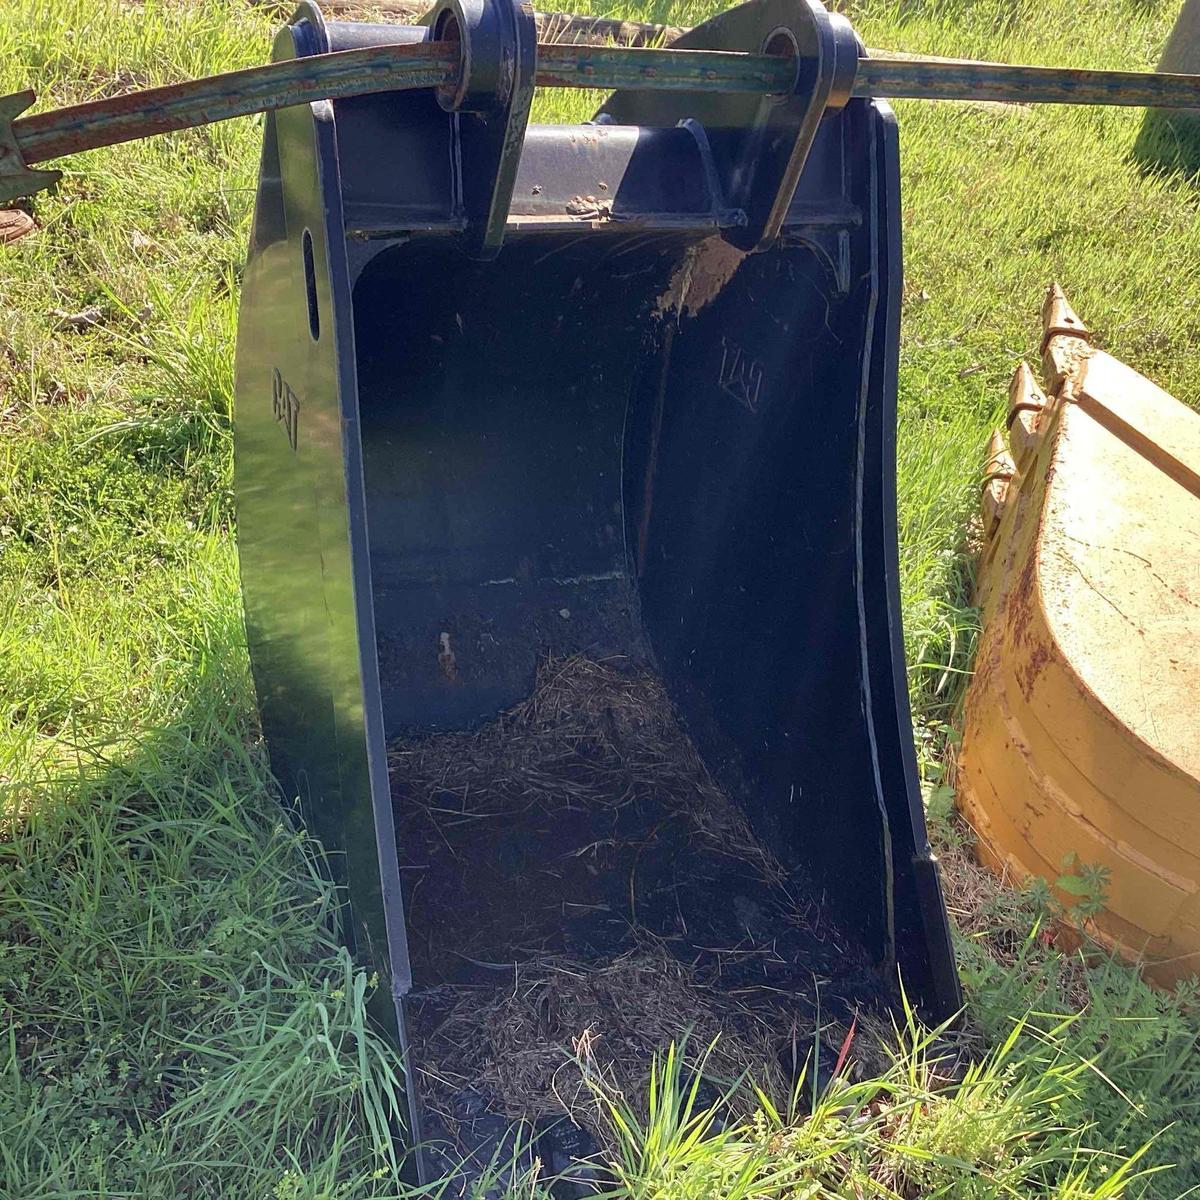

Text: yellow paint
xmin=957 ymin=286 xmax=1200 ymax=986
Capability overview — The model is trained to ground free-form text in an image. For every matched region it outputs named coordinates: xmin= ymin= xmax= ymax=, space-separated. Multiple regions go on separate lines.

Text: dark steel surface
xmin=426 ymin=0 xmax=536 ymax=256
xmin=338 ymin=114 xmax=735 ymax=237
xmin=599 ymin=0 xmax=858 ymax=252
xmin=612 ymin=93 xmax=959 ymax=1016
xmin=354 ymin=236 xmax=659 ymax=734
xmin=231 ymin=0 xmax=421 ymax=1143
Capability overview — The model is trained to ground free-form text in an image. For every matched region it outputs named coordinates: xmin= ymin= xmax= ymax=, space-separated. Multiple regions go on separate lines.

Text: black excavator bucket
xmin=234 ymin=0 xmax=960 ymax=1167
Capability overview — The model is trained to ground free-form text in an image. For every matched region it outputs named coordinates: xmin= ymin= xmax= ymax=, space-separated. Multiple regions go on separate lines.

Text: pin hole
xmin=763 ymin=29 xmax=800 ymax=99
xmin=302 ymin=228 xmax=320 ymax=342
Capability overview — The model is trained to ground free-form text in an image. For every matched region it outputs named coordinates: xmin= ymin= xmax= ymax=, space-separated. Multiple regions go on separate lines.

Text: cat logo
xmin=718 ymin=337 xmax=765 ymax=414
xmin=271 ymin=367 xmax=301 ymax=451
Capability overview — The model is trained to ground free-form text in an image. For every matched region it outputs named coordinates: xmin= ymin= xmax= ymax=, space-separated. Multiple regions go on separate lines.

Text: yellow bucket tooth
xmin=1040 ymin=281 xmax=1092 ymax=349
xmin=957 ymin=285 xmax=1200 ymax=986
xmin=1041 ymin=280 xmax=1094 ymax=395
xmin=981 ymin=429 xmax=1015 ymax=543
xmin=1006 ymin=360 xmax=1047 ymax=468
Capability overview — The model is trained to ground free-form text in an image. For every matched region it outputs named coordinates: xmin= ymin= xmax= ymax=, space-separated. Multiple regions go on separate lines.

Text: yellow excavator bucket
xmin=957 ymin=286 xmax=1200 ymax=986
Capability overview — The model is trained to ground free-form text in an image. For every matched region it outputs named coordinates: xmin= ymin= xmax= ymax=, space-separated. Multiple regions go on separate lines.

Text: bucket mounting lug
xmin=598 ymin=0 xmax=861 ymax=252
xmin=427 ymin=0 xmax=536 ymax=258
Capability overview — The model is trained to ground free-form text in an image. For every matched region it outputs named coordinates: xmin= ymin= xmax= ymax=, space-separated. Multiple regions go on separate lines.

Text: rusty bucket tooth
xmin=981 ymin=428 xmax=1015 ymax=541
xmin=959 ymin=291 xmax=1200 ymax=989
xmin=1041 ymin=283 xmax=1093 ymax=393
xmin=1040 ymin=281 xmax=1091 ymax=347
xmin=1006 ymin=360 xmax=1047 ymax=465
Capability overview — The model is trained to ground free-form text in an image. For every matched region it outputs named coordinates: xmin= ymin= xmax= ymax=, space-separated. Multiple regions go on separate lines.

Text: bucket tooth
xmin=1006 ymin=361 xmax=1047 ymax=465
xmin=981 ymin=429 xmax=1015 ymax=541
xmin=1041 ymin=283 xmax=1093 ymax=393
xmin=1040 ymin=282 xmax=1091 ymax=346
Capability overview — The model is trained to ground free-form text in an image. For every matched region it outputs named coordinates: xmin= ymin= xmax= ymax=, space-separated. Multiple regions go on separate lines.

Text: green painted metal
xmin=0 ymin=92 xmax=62 ymax=202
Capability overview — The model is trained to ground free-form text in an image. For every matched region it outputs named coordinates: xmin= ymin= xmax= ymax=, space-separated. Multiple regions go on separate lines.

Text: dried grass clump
xmin=409 ymin=939 xmax=898 ymax=1157
xmin=389 ymin=653 xmax=781 ymax=883
xmin=936 ymin=812 xmax=1095 ymax=1018
xmin=411 ymin=940 xmax=820 ymax=1146
xmin=392 ymin=655 xmax=892 ymax=1153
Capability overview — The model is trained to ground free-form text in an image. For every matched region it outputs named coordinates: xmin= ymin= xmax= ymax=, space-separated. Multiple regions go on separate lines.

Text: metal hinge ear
xmin=0 ymin=92 xmax=62 ymax=206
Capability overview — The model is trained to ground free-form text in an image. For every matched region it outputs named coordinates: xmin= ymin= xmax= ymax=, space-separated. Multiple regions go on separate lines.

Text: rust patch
xmin=963 ymin=623 xmax=1002 ymax=712
xmin=990 ymin=512 xmax=1055 ymax=702
xmin=1016 ymin=636 xmax=1052 ymax=702
xmin=1042 ymin=338 xmax=1093 ymax=398
xmin=437 ymin=631 xmax=459 ymax=681
xmin=1008 ymin=550 xmax=1037 ymax=649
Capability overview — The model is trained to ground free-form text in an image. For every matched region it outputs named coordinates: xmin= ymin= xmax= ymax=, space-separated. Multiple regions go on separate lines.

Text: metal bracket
xmin=428 ymin=0 xmax=536 ymax=258
xmin=0 ymin=92 xmax=61 ymax=206
xmin=739 ymin=1 xmax=859 ymax=250
xmin=598 ymin=0 xmax=860 ymax=252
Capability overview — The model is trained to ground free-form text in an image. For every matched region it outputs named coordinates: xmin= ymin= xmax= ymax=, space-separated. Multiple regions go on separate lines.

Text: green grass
xmin=2 ymin=0 xmax=1200 ymax=1195
xmin=591 ymin=1023 xmax=1163 ymax=1200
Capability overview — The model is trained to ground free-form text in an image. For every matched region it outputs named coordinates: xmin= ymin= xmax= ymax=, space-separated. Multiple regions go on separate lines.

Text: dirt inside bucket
xmin=389 ymin=655 xmax=892 ymax=1178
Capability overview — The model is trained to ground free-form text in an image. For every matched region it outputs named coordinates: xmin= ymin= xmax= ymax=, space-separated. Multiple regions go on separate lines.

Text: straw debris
xmin=389 ymin=655 xmax=891 ymax=1158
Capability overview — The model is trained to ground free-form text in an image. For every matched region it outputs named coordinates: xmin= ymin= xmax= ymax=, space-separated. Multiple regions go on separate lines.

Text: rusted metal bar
xmin=15 ymin=42 xmax=455 ymax=165
xmin=9 ymin=35 xmax=1200 ymax=201
xmin=536 ymin=41 xmax=791 ymax=91
xmin=853 ymin=55 xmax=1200 ymax=107
xmin=13 ymin=42 xmax=793 ymax=167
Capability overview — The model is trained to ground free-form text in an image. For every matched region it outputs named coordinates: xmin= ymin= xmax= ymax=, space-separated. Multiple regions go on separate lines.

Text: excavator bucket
xmin=233 ymin=0 xmax=960 ymax=1164
xmin=959 ymin=286 xmax=1200 ymax=987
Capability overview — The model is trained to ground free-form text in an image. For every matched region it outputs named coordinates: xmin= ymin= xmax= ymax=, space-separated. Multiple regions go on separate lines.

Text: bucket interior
xmin=354 ymin=235 xmax=668 ymax=734
xmin=352 ymin=230 xmax=898 ymax=1161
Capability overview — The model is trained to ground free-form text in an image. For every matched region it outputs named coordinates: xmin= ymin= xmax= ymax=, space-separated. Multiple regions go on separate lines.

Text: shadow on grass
xmin=1132 ymin=109 xmax=1200 ymax=184
xmin=0 ymin=594 xmax=416 ymax=1198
